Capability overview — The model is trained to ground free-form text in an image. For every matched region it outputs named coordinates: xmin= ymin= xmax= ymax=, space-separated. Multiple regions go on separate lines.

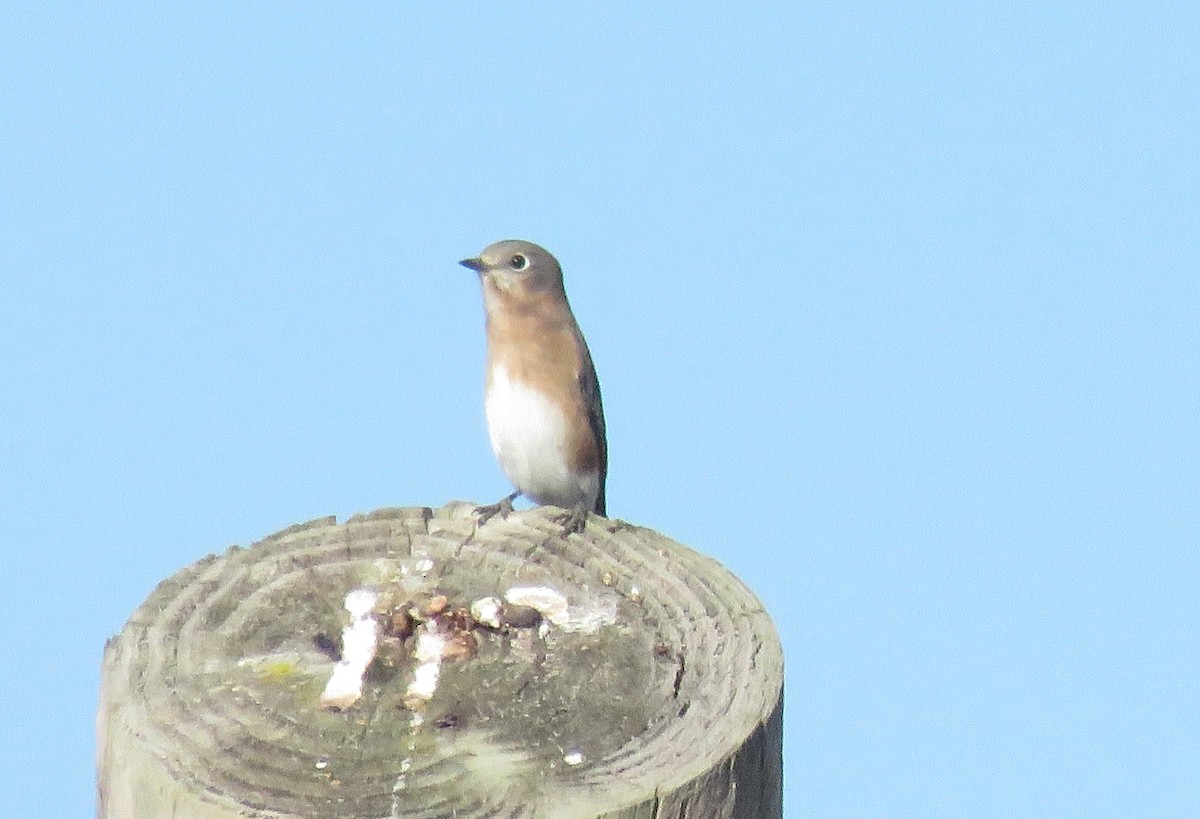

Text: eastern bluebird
xmin=459 ymin=240 xmax=607 ymax=533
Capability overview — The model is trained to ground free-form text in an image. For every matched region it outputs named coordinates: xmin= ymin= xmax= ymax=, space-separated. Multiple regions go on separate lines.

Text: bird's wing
xmin=578 ymin=345 xmax=608 ymax=516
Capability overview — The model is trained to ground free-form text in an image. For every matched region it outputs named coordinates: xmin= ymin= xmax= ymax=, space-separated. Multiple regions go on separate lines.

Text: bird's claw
xmin=475 ymin=492 xmax=518 ymax=526
xmin=551 ymin=505 xmax=590 ymax=536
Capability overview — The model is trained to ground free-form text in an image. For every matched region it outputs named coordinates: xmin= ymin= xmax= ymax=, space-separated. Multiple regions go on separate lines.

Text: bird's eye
xmin=509 ymin=254 xmax=528 ymax=270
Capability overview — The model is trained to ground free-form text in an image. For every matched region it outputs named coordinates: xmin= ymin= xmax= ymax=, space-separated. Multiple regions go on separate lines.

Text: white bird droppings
xmin=505 ymin=586 xmax=570 ymax=625
xmin=319 ymin=588 xmax=380 ymax=710
xmin=404 ymin=622 xmax=448 ymax=707
xmin=505 ymin=585 xmax=616 ymax=634
xmin=470 ymin=596 xmax=504 ymax=629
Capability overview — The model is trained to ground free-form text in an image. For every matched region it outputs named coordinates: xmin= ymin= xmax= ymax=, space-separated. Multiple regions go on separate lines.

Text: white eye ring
xmin=509 ymin=254 xmax=528 ymax=270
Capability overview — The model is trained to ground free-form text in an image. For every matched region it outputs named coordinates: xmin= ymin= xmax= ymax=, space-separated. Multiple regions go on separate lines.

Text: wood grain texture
xmin=97 ymin=504 xmax=782 ymax=818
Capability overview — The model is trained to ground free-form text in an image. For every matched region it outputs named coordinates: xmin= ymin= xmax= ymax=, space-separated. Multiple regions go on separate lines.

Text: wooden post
xmin=97 ymin=503 xmax=783 ymax=818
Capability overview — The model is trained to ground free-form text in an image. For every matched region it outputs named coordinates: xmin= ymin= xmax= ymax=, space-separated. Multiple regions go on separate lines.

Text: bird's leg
xmin=474 ymin=491 xmax=520 ymax=525
xmin=551 ymin=503 xmax=590 ymax=536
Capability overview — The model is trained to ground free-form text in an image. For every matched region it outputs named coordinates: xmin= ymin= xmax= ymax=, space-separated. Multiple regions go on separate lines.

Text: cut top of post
xmin=97 ymin=503 xmax=783 ymax=819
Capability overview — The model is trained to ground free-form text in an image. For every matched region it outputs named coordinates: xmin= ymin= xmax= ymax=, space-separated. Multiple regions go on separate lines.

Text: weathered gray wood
xmin=97 ymin=503 xmax=783 ymax=818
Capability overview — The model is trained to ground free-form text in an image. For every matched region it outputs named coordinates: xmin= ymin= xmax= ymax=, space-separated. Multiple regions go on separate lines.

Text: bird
xmin=459 ymin=239 xmax=607 ymax=534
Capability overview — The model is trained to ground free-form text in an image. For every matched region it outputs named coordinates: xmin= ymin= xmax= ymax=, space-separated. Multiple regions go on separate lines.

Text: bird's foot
xmin=551 ymin=504 xmax=590 ymax=536
xmin=474 ymin=492 xmax=519 ymax=526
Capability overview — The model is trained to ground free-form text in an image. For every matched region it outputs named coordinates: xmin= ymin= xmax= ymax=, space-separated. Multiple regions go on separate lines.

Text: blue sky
xmin=2 ymin=3 xmax=1197 ymax=815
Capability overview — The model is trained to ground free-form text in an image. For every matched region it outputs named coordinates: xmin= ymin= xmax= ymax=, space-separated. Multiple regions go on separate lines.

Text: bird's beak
xmin=459 ymin=257 xmax=485 ymax=272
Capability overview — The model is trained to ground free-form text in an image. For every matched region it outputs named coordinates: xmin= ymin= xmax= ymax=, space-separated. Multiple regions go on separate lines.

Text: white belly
xmin=484 ymin=366 xmax=597 ymax=509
